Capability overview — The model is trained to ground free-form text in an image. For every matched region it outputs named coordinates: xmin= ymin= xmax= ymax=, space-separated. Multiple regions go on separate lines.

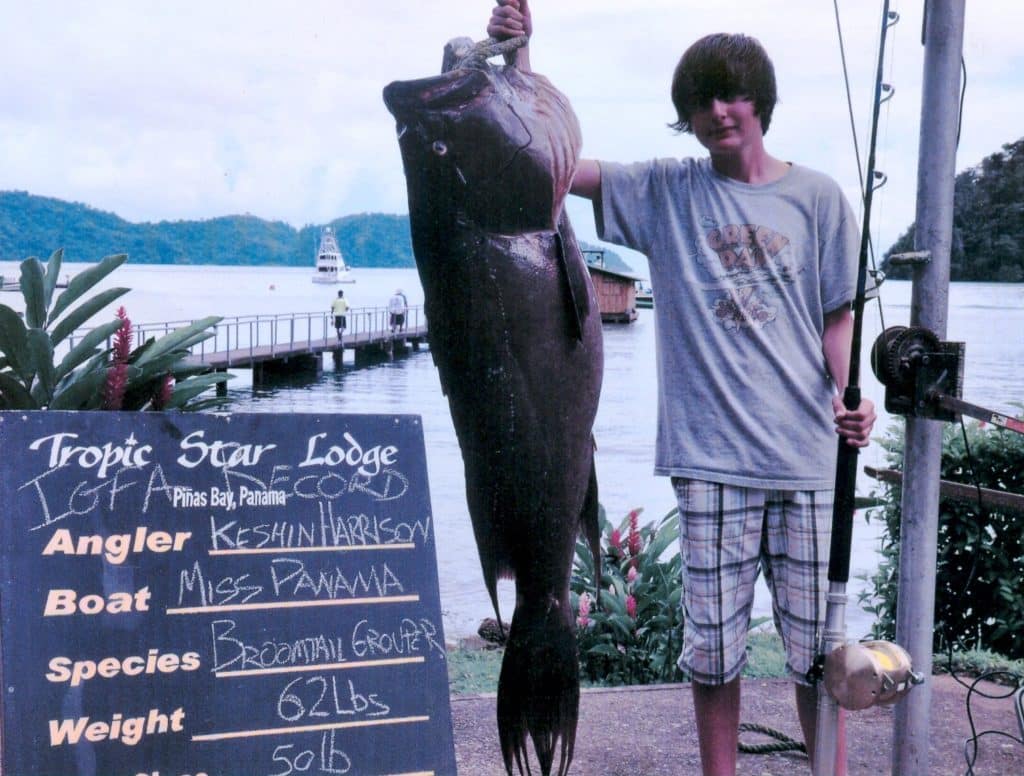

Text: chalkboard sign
xmin=0 ymin=411 xmax=456 ymax=776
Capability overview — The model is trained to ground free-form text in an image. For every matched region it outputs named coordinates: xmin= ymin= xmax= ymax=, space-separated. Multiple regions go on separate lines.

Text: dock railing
xmin=66 ymin=305 xmax=425 ymax=365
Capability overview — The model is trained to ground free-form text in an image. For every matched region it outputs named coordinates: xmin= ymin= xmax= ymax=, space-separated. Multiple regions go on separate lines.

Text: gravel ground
xmin=451 ymin=676 xmax=1024 ymax=775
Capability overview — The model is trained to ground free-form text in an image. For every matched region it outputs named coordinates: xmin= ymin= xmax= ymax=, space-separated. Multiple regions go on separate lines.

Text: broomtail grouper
xmin=383 ymin=36 xmax=603 ymax=776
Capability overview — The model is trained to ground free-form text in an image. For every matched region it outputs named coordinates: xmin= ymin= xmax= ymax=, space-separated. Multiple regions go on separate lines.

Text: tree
xmin=884 ymin=137 xmax=1024 ymax=282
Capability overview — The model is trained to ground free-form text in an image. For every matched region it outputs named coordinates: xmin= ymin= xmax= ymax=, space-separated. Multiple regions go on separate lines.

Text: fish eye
xmin=432 ymin=140 xmax=448 ymax=156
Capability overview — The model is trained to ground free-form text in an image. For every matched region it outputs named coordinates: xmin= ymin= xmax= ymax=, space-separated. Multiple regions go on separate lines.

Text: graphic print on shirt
xmin=695 ymin=218 xmax=797 ymax=333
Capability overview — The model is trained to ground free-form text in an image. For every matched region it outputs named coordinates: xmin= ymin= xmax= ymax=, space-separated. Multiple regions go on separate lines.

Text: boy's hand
xmin=488 ymin=0 xmax=532 ymax=40
xmin=832 ymin=396 xmax=877 ymax=448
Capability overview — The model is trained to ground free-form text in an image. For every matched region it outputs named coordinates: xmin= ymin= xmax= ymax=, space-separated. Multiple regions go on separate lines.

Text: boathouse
xmin=583 ymin=250 xmax=641 ymax=323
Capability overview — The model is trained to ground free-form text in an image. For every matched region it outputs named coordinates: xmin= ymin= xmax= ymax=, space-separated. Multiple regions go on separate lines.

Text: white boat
xmin=311 ymin=226 xmax=354 ymax=284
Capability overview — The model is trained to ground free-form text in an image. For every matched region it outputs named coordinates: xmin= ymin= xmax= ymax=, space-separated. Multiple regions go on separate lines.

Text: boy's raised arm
xmin=487 ymin=0 xmax=532 ymax=71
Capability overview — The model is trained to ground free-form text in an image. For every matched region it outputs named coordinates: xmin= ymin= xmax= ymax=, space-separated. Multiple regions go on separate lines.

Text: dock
xmin=67 ymin=306 xmax=429 ymax=386
xmin=1 ymin=274 xmax=71 ymax=293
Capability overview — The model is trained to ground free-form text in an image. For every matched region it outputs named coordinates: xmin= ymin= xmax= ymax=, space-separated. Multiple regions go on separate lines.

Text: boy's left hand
xmin=832 ymin=396 xmax=876 ymax=447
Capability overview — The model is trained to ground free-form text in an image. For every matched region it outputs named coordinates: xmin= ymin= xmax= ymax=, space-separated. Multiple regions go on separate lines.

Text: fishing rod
xmin=812 ymin=4 xmax=923 ymax=773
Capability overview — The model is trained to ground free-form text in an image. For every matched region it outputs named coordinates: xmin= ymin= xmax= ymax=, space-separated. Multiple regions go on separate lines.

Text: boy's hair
xmin=669 ymin=33 xmax=778 ymax=134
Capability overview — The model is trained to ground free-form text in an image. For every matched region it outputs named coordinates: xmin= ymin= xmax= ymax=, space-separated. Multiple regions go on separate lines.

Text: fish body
xmin=383 ymin=41 xmax=603 ymax=776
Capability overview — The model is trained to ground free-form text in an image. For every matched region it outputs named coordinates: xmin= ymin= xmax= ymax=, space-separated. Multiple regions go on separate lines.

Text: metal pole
xmin=892 ymin=2 xmax=965 ymax=773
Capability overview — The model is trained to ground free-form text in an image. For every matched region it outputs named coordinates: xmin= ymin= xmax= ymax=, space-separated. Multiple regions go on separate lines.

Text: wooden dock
xmin=68 ymin=306 xmax=429 ymax=385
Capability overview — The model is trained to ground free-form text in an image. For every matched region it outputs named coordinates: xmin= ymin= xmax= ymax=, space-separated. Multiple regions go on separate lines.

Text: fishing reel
xmin=823 ymin=640 xmax=924 ymax=710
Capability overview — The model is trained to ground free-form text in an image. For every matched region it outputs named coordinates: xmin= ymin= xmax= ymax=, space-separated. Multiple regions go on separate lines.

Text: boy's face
xmin=689 ymin=96 xmax=764 ymax=157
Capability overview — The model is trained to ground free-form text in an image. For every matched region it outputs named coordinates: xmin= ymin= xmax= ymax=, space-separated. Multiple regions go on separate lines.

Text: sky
xmin=2 ymin=1 xmax=1021 ymax=272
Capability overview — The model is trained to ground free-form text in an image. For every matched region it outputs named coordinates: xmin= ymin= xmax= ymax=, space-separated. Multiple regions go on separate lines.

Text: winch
xmin=871 ymin=325 xmax=1024 ymax=433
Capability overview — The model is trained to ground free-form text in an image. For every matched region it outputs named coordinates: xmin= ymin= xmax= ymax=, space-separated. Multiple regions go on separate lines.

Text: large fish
xmin=383 ymin=37 xmax=603 ymax=776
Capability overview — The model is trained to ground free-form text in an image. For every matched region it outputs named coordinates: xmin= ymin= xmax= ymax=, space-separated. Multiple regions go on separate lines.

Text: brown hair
xmin=669 ymin=33 xmax=778 ymax=134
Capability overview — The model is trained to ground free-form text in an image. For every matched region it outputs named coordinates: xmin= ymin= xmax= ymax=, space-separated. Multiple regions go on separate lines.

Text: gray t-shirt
xmin=597 ymin=157 xmax=859 ymax=489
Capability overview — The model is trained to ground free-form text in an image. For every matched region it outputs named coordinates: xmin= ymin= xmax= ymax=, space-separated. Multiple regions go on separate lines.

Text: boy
xmin=488 ymin=3 xmax=876 ymax=774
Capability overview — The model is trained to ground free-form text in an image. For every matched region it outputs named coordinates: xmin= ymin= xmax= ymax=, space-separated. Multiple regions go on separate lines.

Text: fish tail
xmin=497 ymin=597 xmax=579 ymax=776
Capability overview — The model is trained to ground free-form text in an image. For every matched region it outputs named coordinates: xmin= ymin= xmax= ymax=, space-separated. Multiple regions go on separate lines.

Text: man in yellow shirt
xmin=330 ymin=290 xmax=349 ymax=342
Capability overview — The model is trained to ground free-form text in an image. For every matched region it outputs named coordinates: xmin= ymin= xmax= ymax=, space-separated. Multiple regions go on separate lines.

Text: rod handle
xmin=828 ymin=385 xmax=861 ymax=583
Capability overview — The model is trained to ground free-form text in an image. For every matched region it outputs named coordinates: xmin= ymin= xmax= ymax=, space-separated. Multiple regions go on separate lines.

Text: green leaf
xmin=26 ymin=328 xmax=56 ymax=404
xmin=131 ymin=351 xmax=193 ymax=380
xmin=164 ymin=372 xmax=232 ymax=409
xmin=54 ymin=320 xmax=121 ymax=382
xmin=43 ymin=248 xmax=64 ymax=311
xmin=49 ymin=287 xmax=130 ymax=347
xmin=0 ymin=304 xmax=33 ymax=384
xmin=586 ymin=644 xmax=624 ymax=659
xmin=608 ymin=614 xmax=634 ymax=639
xmin=48 ymin=253 xmax=128 ymax=326
xmin=0 ymin=370 xmax=38 ymax=409
xmin=132 ymin=316 xmax=221 ymax=367
xmin=20 ymin=258 xmax=47 ymax=329
xmin=49 ymin=366 xmax=108 ymax=410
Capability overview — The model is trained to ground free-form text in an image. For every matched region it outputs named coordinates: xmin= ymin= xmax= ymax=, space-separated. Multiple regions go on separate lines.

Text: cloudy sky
xmin=2 ymin=1 xmax=1020 ymax=270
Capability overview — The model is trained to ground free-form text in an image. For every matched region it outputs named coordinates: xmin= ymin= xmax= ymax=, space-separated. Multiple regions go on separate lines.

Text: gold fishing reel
xmin=824 ymin=640 xmax=925 ymax=710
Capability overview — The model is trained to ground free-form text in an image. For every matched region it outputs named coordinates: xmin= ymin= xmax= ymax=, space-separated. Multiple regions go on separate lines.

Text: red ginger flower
xmin=577 ymin=592 xmax=591 ymax=628
xmin=102 ymin=307 xmax=132 ymax=410
xmin=609 ymin=529 xmax=622 ymax=551
xmin=151 ymin=373 xmax=174 ymax=410
xmin=626 ymin=594 xmax=637 ymax=619
xmin=112 ymin=306 xmax=132 ymax=362
xmin=627 ymin=509 xmax=641 ymax=557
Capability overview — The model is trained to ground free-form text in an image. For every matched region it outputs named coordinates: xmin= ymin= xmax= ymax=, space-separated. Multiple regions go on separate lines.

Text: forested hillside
xmin=885 ymin=137 xmax=1024 ymax=281
xmin=0 ymin=191 xmax=635 ymax=273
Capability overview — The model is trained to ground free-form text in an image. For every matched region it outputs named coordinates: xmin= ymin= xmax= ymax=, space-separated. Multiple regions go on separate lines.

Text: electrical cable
xmin=938 ymin=418 xmax=1024 ymax=775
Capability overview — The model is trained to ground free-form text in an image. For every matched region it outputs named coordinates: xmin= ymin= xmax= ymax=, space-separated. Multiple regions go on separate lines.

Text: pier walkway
xmin=68 ymin=306 xmax=429 ymax=384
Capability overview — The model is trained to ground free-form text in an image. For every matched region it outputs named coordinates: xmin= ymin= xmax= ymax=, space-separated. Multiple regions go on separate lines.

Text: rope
xmin=737 ymin=722 xmax=807 ymax=755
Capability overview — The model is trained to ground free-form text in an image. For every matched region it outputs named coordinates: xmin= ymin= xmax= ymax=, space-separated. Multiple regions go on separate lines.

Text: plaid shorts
xmin=673 ymin=478 xmax=832 ymax=686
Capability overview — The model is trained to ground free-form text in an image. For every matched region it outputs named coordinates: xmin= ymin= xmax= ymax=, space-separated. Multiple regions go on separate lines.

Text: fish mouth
xmin=382 ymin=68 xmax=490 ymax=121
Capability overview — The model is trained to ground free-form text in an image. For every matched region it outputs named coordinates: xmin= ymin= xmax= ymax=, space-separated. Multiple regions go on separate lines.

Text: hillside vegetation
xmin=0 ymin=191 xmax=634 ymax=274
xmin=885 ymin=137 xmax=1024 ymax=281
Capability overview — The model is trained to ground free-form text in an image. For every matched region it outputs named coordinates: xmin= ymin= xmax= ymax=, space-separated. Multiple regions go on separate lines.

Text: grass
xmin=933 ymin=647 xmax=1024 ymax=685
xmin=447 ymin=631 xmax=792 ymax=696
xmin=446 ymin=634 xmax=1024 ymax=695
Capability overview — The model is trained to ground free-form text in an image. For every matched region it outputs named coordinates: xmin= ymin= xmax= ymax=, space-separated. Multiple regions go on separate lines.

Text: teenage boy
xmin=488 ymin=3 xmax=876 ymax=775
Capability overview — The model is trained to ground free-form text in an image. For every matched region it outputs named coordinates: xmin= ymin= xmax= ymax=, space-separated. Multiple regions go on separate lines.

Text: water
xmin=3 ymin=260 xmax=1022 ymax=641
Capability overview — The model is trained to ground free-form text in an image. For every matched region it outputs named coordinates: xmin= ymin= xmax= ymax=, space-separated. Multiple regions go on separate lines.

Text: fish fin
xmin=498 ymin=597 xmax=578 ymax=776
xmin=553 ymin=218 xmax=591 ymax=342
xmin=581 ymin=450 xmax=602 ymax=607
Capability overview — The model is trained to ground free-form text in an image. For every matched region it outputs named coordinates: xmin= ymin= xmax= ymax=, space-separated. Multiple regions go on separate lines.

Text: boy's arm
xmin=571 ymin=159 xmax=601 ymax=200
xmin=823 ymin=306 xmax=876 ymax=447
xmin=488 ymin=1 xmax=601 ymax=201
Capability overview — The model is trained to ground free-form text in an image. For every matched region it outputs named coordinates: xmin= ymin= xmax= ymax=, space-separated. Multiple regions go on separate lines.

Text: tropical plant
xmin=860 ymin=415 xmax=1024 ymax=658
xmin=570 ymin=506 xmax=685 ymax=685
xmin=0 ymin=249 xmax=229 ymax=411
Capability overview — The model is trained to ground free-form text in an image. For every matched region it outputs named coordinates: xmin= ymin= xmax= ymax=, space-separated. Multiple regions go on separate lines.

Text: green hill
xmin=0 ymin=190 xmax=635 ymax=274
xmin=884 ymin=137 xmax=1024 ymax=282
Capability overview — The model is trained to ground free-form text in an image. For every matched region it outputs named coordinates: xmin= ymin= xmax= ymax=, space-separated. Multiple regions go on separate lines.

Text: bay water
xmin=3 ymin=259 xmax=1021 ymax=642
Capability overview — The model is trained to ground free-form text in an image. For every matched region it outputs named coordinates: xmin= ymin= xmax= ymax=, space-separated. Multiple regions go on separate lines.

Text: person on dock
xmin=488 ymin=3 xmax=876 ymax=775
xmin=331 ymin=289 xmax=349 ymax=343
xmin=388 ymin=289 xmax=408 ymax=333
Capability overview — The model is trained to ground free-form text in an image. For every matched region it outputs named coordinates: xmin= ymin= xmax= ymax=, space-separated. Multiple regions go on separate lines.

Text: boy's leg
xmin=674 ymin=479 xmax=765 ymax=775
xmin=693 ymin=677 xmax=740 ymax=776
